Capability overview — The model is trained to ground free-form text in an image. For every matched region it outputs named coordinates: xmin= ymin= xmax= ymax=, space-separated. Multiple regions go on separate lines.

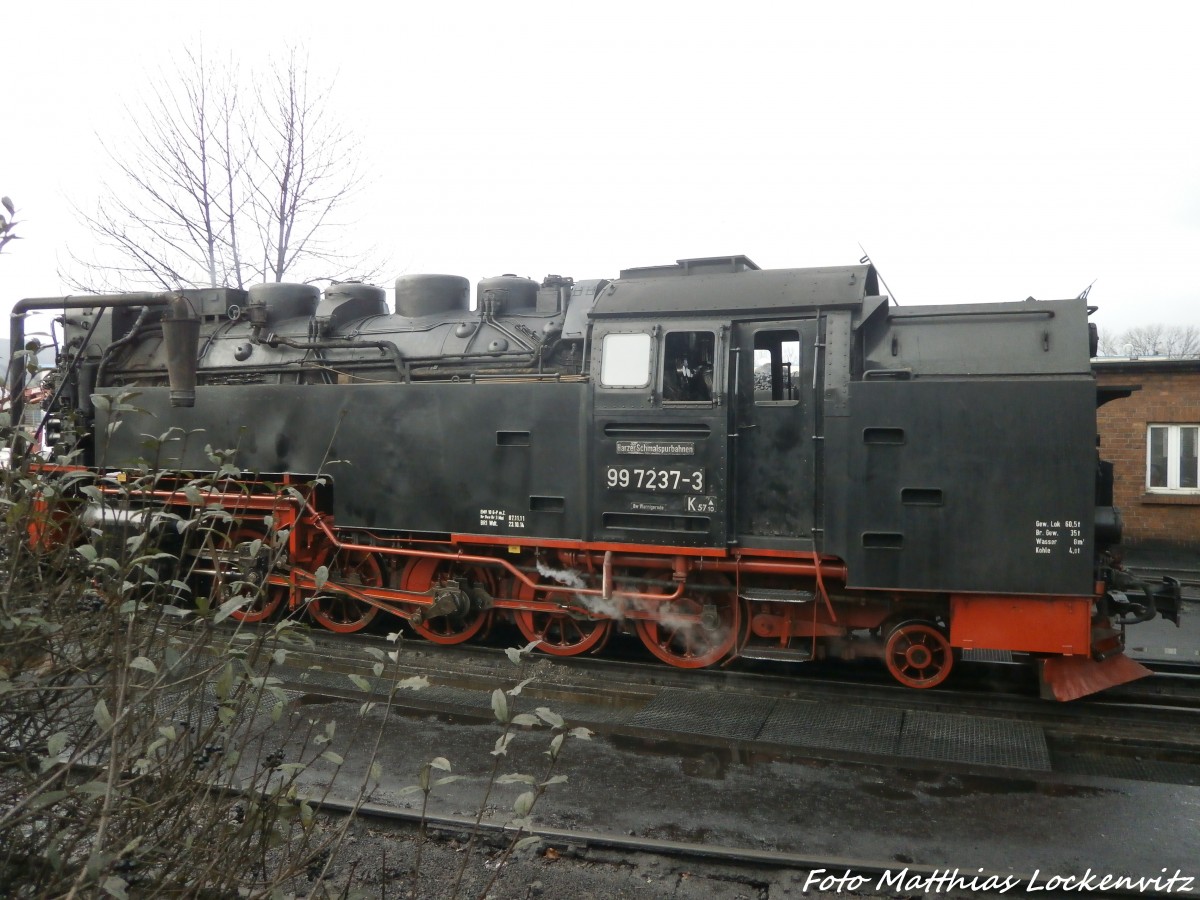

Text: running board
xmin=739 ymin=588 xmax=817 ymax=605
xmin=737 ymin=646 xmax=813 ymax=662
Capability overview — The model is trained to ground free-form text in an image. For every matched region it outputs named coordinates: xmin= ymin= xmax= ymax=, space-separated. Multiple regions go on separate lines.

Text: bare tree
xmin=1097 ymin=324 xmax=1200 ymax=358
xmin=67 ymin=49 xmax=380 ymax=292
xmin=249 ymin=49 xmax=365 ymax=284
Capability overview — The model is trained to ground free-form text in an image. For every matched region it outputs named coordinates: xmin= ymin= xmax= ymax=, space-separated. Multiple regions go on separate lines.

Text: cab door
xmin=590 ymin=323 xmax=728 ymax=549
xmin=731 ymin=320 xmax=819 ymax=550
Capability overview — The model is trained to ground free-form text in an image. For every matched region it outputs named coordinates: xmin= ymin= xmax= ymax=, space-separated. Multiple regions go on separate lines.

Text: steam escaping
xmin=533 ymin=559 xmax=615 ymax=619
xmin=534 ymin=558 xmax=630 ymax=620
xmin=534 ymin=559 xmax=586 ymax=590
xmin=531 ymin=559 xmax=732 ymax=656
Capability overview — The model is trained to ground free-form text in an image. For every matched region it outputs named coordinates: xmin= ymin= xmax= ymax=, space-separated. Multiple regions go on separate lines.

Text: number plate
xmin=604 ymin=466 xmax=705 ymax=494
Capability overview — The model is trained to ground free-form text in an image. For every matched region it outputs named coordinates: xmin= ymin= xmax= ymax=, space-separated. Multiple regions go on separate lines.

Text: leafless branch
xmin=1096 ymin=323 xmax=1200 ymax=358
xmin=63 ymin=46 xmax=384 ymax=292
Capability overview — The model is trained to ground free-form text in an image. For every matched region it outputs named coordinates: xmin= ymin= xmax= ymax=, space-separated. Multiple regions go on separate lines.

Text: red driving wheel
xmin=513 ymin=578 xmax=610 ymax=657
xmin=635 ymin=572 xmax=740 ymax=669
xmin=207 ymin=526 xmax=284 ymax=623
xmin=307 ymin=548 xmax=382 ymax=634
xmin=884 ymin=620 xmax=954 ymax=688
xmin=401 ymin=557 xmax=492 ymax=645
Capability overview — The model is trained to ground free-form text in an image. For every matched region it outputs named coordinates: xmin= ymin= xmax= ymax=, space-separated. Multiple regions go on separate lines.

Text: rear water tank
xmin=394 ymin=274 xmax=471 ymax=318
xmin=477 ymin=275 xmax=538 ymax=313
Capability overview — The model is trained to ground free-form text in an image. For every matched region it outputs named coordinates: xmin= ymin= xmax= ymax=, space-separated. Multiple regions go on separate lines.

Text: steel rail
xmin=4 ymin=726 xmax=1172 ymax=900
xmin=301 ymin=794 xmax=1172 ymax=899
xmin=249 ymin=625 xmax=1200 ymax=761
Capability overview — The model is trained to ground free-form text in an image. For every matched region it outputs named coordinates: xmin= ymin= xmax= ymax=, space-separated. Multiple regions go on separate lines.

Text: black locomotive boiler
xmin=10 ymin=255 xmax=1180 ymax=699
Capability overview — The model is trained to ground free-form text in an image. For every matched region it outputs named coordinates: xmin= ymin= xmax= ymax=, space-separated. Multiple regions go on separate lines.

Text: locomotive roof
xmin=591 ymin=260 xmax=880 ymax=319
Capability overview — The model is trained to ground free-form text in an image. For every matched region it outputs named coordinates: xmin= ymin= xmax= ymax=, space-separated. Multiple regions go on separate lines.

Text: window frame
xmin=660 ymin=329 xmax=717 ymax=405
xmin=598 ymin=331 xmax=653 ymax=389
xmin=751 ymin=327 xmax=802 ymax=407
xmin=1146 ymin=423 xmax=1200 ymax=494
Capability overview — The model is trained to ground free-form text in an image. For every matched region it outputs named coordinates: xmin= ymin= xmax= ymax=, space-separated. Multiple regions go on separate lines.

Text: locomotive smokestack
xmin=161 ymin=295 xmax=201 ymax=407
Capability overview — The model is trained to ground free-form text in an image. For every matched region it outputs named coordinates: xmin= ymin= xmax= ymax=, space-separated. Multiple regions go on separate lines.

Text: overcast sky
xmin=2 ymin=1 xmax=1196 ymax=337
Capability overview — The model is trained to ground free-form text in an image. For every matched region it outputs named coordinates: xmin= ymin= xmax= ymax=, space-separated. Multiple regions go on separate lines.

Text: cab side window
xmin=662 ymin=331 xmax=715 ymax=402
xmin=600 ymin=332 xmax=652 ymax=388
xmin=753 ymin=330 xmax=800 ymax=403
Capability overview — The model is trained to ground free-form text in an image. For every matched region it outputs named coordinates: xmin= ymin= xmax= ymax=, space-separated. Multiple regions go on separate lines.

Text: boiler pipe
xmin=8 ymin=293 xmax=183 ymax=448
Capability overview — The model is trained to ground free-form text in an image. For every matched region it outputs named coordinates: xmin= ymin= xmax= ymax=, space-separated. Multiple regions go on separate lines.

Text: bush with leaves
xmin=0 ymin=195 xmax=16 ymax=254
xmin=390 ymin=643 xmax=593 ymax=899
xmin=1 ymin=398 xmax=590 ymax=898
xmin=0 ymin=205 xmax=394 ymax=896
xmin=0 ymin=415 xmax=373 ymax=897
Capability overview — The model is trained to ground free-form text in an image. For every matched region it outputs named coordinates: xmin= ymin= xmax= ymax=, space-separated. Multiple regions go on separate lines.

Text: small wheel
xmin=207 ymin=526 xmax=284 ymax=623
xmin=884 ymin=620 xmax=953 ymax=688
xmin=635 ymin=572 xmax=740 ymax=669
xmin=513 ymin=580 xmax=610 ymax=657
xmin=308 ymin=548 xmax=382 ymax=634
xmin=401 ymin=557 xmax=491 ymax=645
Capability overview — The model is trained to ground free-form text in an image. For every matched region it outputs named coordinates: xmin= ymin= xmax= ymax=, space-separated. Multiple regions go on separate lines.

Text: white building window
xmin=1147 ymin=424 xmax=1200 ymax=492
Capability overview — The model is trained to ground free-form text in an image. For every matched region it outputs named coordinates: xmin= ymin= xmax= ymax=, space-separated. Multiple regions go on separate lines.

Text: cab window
xmin=662 ymin=331 xmax=715 ymax=402
xmin=600 ymin=332 xmax=652 ymax=387
xmin=753 ymin=329 xmax=801 ymax=403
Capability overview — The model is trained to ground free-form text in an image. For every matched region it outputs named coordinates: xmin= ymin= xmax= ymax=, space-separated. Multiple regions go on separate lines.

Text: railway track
xmin=281 ymin=622 xmax=1200 ymax=712
xmin=1124 ymin=565 xmax=1200 ymax=598
xmin=292 ymin=792 xmax=1189 ymax=900
xmin=223 ymin=621 xmax=1200 ymax=786
xmin=154 ymin=621 xmax=1200 ymax=897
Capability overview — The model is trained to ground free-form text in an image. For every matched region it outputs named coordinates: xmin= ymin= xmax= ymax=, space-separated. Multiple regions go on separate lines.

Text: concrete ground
xmin=273 ymin=678 xmax=1199 ymax=896
xmin=252 ymin=598 xmax=1200 ymax=898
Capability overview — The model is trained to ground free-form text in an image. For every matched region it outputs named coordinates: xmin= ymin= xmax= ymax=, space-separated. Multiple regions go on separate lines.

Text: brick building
xmin=1094 ymin=357 xmax=1200 ymax=562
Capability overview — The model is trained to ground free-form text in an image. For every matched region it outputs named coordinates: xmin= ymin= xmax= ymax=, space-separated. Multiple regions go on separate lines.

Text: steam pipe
xmin=556 ymin=550 xmax=849 ymax=583
xmin=8 ymin=293 xmax=180 ymax=442
xmin=296 ymin=500 xmax=686 ymax=604
xmin=33 ymin=308 xmax=106 ymax=443
xmin=480 ymin=293 xmax=539 ymax=354
xmin=95 ymin=305 xmax=151 ymax=387
xmin=261 ymin=333 xmax=409 ymax=382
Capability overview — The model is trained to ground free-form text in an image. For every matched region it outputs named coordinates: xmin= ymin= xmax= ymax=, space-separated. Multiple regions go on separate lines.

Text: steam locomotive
xmin=9 ymin=255 xmax=1181 ymax=700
